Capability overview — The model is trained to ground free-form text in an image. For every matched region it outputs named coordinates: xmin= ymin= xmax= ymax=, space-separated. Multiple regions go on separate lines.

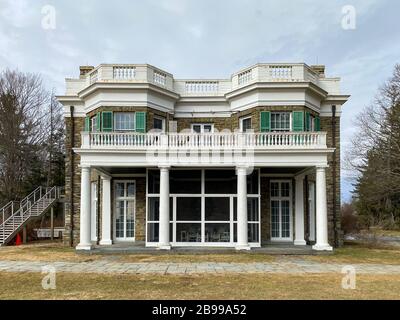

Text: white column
xmin=77 ymin=166 xmax=92 ymax=250
xmin=312 ymin=166 xmax=333 ymax=251
xmin=236 ymin=166 xmax=250 ymax=250
xmin=158 ymin=166 xmax=171 ymax=250
xmin=308 ymin=182 xmax=316 ymax=242
xmin=100 ymin=176 xmax=112 ymax=245
xmin=294 ymin=175 xmax=306 ymax=245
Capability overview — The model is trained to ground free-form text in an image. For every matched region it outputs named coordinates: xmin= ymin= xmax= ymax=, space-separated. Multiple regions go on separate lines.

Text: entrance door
xmin=270 ymin=181 xmax=292 ymax=241
xmin=114 ymin=181 xmax=136 ymax=241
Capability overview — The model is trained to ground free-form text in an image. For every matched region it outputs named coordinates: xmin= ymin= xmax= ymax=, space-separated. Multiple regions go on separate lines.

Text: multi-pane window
xmin=271 ymin=112 xmax=291 ymax=131
xmin=153 ymin=117 xmax=165 ymax=131
xmin=240 ymin=117 xmax=252 ymax=132
xmin=114 ymin=112 xmax=135 ymax=131
xmin=91 ymin=116 xmax=97 ymax=132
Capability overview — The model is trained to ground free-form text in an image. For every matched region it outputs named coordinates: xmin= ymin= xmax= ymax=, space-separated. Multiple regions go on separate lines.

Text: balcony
xmin=81 ymin=131 xmax=327 ymax=150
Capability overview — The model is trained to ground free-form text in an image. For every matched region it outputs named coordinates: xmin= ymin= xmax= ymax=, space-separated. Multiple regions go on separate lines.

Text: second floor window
xmin=91 ymin=116 xmax=97 ymax=132
xmin=192 ymin=124 xmax=214 ymax=133
xmin=153 ymin=116 xmax=165 ymax=132
xmin=240 ymin=117 xmax=252 ymax=132
xmin=114 ymin=112 xmax=135 ymax=131
xmin=271 ymin=112 xmax=290 ymax=131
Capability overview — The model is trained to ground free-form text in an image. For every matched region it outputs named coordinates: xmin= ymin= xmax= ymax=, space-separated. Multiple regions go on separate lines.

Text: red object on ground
xmin=15 ymin=233 xmax=22 ymax=246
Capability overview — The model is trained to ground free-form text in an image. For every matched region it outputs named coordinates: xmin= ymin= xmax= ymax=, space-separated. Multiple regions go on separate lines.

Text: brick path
xmin=1 ymin=257 xmax=400 ymax=275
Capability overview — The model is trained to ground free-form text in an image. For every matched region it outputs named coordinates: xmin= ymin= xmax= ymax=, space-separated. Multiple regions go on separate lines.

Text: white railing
xmin=89 ymin=70 xmax=98 ymax=84
xmin=185 ymin=81 xmax=219 ymax=94
xmin=1 ymin=186 xmax=60 ymax=244
xmin=82 ymin=132 xmax=327 ymax=149
xmin=153 ymin=71 xmax=167 ymax=86
xmin=113 ymin=66 xmax=136 ymax=80
xmin=238 ymin=69 xmax=252 ymax=85
xmin=268 ymin=65 xmax=293 ymax=79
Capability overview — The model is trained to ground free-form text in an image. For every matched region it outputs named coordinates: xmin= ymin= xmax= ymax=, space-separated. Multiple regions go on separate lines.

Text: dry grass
xmin=0 ymin=272 xmax=399 ymax=300
xmin=301 ymin=241 xmax=400 ymax=265
xmin=0 ymin=242 xmax=100 ymax=262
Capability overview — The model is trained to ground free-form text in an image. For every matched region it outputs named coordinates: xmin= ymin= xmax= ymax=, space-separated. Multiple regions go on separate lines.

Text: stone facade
xmin=64 ymin=105 xmax=342 ymax=248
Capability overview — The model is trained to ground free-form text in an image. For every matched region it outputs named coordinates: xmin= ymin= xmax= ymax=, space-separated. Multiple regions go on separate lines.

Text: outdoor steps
xmin=0 ymin=187 xmax=60 ymax=246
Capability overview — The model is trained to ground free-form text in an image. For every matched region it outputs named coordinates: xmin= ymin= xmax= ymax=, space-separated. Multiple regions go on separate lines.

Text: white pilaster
xmin=236 ymin=166 xmax=250 ymax=250
xmin=294 ymin=175 xmax=306 ymax=245
xmin=100 ymin=176 xmax=112 ymax=245
xmin=158 ymin=166 xmax=171 ymax=250
xmin=312 ymin=166 xmax=333 ymax=251
xmin=308 ymin=182 xmax=316 ymax=242
xmin=76 ymin=166 xmax=92 ymax=250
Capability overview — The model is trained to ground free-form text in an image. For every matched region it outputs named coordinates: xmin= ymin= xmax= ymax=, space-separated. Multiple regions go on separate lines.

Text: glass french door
xmin=270 ymin=180 xmax=292 ymax=241
xmin=114 ymin=181 xmax=136 ymax=241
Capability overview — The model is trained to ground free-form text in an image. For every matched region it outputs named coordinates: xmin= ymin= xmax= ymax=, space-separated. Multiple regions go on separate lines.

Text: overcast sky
xmin=1 ymin=0 xmax=399 ymax=201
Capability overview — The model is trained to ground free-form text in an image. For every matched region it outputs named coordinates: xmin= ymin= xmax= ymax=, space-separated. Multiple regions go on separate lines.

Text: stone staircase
xmin=0 ymin=187 xmax=60 ymax=246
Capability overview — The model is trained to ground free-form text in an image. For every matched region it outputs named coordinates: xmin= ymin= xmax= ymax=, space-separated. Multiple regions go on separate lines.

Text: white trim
xmin=239 ymin=116 xmax=252 ymax=133
xmin=145 ymin=168 xmax=261 ymax=247
xmin=270 ymin=179 xmax=293 ymax=242
xmin=113 ymin=180 xmax=136 ymax=242
xmin=90 ymin=182 xmax=98 ymax=242
xmin=308 ymin=181 xmax=316 ymax=242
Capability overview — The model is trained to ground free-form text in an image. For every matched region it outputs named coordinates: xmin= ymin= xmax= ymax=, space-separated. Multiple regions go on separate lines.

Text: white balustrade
xmin=269 ymin=66 xmax=293 ymax=79
xmin=154 ymin=71 xmax=167 ymax=86
xmin=113 ymin=66 xmax=136 ymax=80
xmin=185 ymin=81 xmax=219 ymax=94
xmin=82 ymin=132 xmax=326 ymax=149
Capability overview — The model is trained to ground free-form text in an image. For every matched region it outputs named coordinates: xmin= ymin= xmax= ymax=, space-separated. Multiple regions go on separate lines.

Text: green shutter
xmin=135 ymin=112 xmax=146 ymax=133
xmin=102 ymin=111 xmax=113 ymax=132
xmin=292 ymin=111 xmax=304 ymax=131
xmin=84 ymin=116 xmax=90 ymax=132
xmin=315 ymin=117 xmax=321 ymax=131
xmin=305 ymin=112 xmax=311 ymax=131
xmin=96 ymin=114 xmax=101 ymax=132
xmin=260 ymin=111 xmax=270 ymax=132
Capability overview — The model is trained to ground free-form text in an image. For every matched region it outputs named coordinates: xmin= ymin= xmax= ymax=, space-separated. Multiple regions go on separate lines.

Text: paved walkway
xmin=1 ymin=257 xmax=400 ymax=275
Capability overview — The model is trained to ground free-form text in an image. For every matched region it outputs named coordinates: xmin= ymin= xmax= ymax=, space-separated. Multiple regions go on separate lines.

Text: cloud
xmin=0 ymin=0 xmax=399 ymax=201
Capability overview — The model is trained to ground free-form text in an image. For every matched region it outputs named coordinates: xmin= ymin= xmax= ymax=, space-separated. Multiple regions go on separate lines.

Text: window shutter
xmin=315 ymin=117 xmax=321 ymax=131
xmin=84 ymin=116 xmax=90 ymax=132
xmin=135 ymin=112 xmax=146 ymax=133
xmin=102 ymin=111 xmax=113 ymax=132
xmin=305 ymin=112 xmax=311 ymax=131
xmin=292 ymin=111 xmax=304 ymax=131
xmin=96 ymin=114 xmax=101 ymax=132
xmin=260 ymin=111 xmax=270 ymax=132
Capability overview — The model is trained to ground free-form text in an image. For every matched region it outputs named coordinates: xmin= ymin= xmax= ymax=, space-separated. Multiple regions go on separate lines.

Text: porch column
xmin=312 ymin=166 xmax=333 ymax=251
xmin=294 ymin=175 xmax=306 ymax=245
xmin=236 ymin=166 xmax=250 ymax=250
xmin=158 ymin=166 xmax=171 ymax=250
xmin=100 ymin=176 xmax=112 ymax=245
xmin=77 ymin=166 xmax=92 ymax=250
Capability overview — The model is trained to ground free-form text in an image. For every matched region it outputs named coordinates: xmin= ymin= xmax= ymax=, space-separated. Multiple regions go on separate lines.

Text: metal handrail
xmin=1 ymin=186 xmax=60 ymax=242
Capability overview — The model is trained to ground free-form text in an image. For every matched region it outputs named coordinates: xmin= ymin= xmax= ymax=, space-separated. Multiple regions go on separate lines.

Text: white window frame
xmin=270 ymin=112 xmax=292 ymax=132
xmin=153 ymin=116 xmax=166 ymax=132
xmin=239 ymin=116 xmax=252 ymax=132
xmin=113 ymin=180 xmax=136 ymax=242
xmin=114 ymin=112 xmax=135 ymax=131
xmin=91 ymin=116 xmax=97 ymax=133
xmin=145 ymin=168 xmax=261 ymax=248
xmin=191 ymin=123 xmax=214 ymax=133
xmin=270 ymin=180 xmax=293 ymax=242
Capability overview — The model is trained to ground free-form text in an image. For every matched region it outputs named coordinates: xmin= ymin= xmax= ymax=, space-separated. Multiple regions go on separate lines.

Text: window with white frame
xmin=114 ymin=112 xmax=135 ymax=131
xmin=191 ymin=123 xmax=214 ymax=133
xmin=153 ymin=116 xmax=165 ymax=132
xmin=240 ymin=117 xmax=252 ymax=132
xmin=271 ymin=112 xmax=291 ymax=131
xmin=91 ymin=116 xmax=97 ymax=132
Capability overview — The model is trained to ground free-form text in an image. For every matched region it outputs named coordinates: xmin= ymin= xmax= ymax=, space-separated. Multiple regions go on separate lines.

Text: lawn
xmin=0 ymin=241 xmax=400 ymax=264
xmin=0 ymin=272 xmax=399 ymax=300
xmin=301 ymin=241 xmax=400 ymax=265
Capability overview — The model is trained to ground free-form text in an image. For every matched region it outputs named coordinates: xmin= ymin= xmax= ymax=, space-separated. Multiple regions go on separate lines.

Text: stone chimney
xmin=310 ymin=65 xmax=325 ymax=78
xmin=79 ymin=66 xmax=95 ymax=78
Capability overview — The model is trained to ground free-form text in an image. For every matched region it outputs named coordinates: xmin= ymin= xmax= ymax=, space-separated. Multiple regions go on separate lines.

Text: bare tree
xmin=0 ymin=70 xmax=49 ymax=203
